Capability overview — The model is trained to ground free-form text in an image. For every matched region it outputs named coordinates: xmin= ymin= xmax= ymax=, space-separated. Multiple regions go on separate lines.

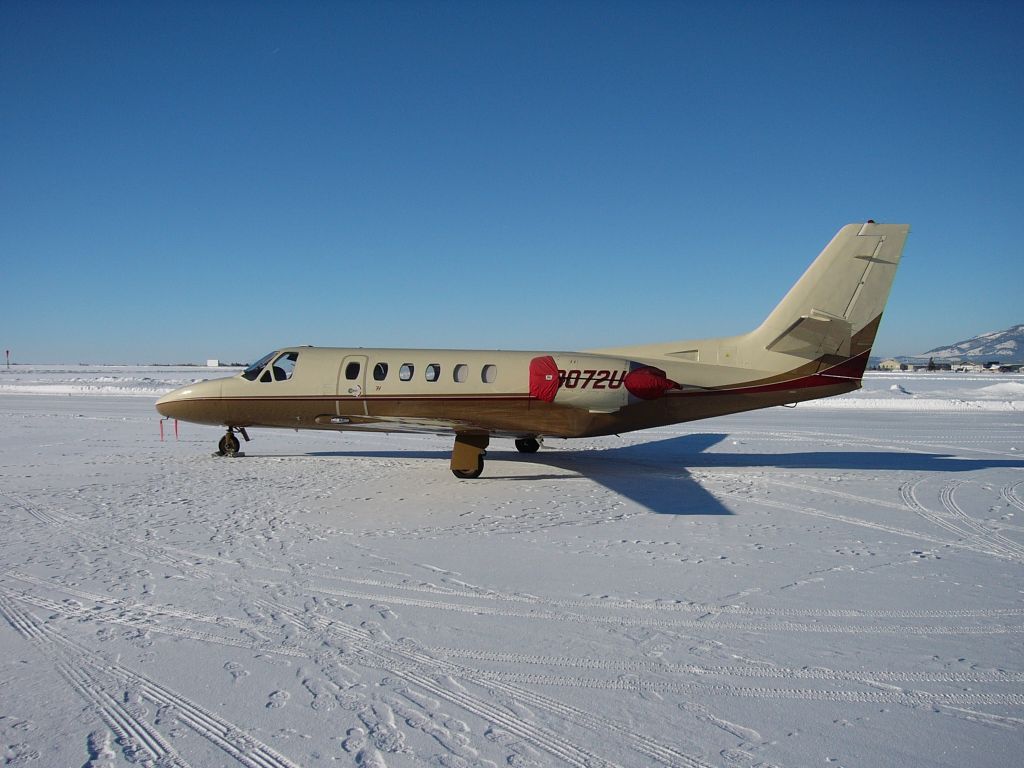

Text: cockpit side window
xmin=242 ymin=352 xmax=276 ymax=381
xmin=271 ymin=352 xmax=298 ymax=381
xmin=252 ymin=351 xmax=299 ymax=383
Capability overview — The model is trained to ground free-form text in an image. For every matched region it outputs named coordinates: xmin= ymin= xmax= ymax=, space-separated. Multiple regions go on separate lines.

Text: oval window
xmin=425 ymin=363 xmax=440 ymax=382
xmin=453 ymin=364 xmax=468 ymax=383
xmin=345 ymin=362 xmax=361 ymax=380
xmin=373 ymin=362 xmax=389 ymax=381
xmin=481 ymin=364 xmax=497 ymax=384
xmin=399 ymin=363 xmax=414 ymax=381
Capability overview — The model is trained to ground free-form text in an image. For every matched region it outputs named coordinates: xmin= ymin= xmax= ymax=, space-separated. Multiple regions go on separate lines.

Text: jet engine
xmin=529 ymin=355 xmax=679 ymax=413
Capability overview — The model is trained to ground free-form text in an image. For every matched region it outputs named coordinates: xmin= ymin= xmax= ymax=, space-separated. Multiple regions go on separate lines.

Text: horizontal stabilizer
xmin=766 ymin=313 xmax=852 ymax=358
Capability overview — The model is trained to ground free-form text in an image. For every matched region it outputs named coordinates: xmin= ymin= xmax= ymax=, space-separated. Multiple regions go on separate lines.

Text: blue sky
xmin=2 ymin=1 xmax=1021 ymax=363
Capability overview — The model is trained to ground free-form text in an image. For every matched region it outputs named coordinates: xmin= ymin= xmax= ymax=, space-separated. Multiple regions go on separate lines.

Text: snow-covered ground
xmin=1 ymin=369 xmax=1022 ymax=767
xmin=0 ymin=364 xmax=242 ymax=397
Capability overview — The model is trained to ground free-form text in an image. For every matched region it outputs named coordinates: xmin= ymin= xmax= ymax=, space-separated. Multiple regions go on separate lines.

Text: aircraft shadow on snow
xmin=308 ymin=432 xmax=1024 ymax=517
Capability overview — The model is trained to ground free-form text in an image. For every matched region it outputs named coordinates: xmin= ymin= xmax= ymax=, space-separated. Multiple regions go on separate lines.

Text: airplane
xmin=156 ymin=221 xmax=909 ymax=478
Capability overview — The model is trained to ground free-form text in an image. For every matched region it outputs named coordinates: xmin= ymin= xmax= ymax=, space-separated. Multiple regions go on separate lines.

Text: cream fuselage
xmin=154 ymin=343 xmax=859 ymax=440
xmin=154 ymin=222 xmax=908 ymax=476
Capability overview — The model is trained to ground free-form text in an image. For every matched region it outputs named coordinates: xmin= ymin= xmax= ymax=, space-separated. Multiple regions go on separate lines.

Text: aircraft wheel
xmin=218 ymin=432 xmax=240 ymax=457
xmin=515 ymin=437 xmax=541 ymax=454
xmin=452 ymin=456 xmax=484 ymax=479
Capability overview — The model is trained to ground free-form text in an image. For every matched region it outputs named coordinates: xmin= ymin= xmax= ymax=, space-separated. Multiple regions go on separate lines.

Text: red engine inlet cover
xmin=623 ymin=366 xmax=679 ymax=400
xmin=529 ymin=356 xmax=560 ymax=402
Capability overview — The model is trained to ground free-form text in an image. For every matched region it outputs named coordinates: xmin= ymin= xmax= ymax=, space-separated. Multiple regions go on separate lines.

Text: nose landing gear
xmin=216 ymin=427 xmax=249 ymax=458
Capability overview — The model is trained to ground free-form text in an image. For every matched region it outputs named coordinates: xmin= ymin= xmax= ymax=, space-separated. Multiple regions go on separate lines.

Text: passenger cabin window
xmin=259 ymin=352 xmax=298 ymax=383
xmin=425 ymin=363 xmax=440 ymax=382
xmin=373 ymin=362 xmax=389 ymax=381
xmin=453 ymin=364 xmax=468 ymax=383
xmin=482 ymin=364 xmax=497 ymax=384
xmin=399 ymin=363 xmax=414 ymax=381
xmin=345 ymin=361 xmax=361 ymax=380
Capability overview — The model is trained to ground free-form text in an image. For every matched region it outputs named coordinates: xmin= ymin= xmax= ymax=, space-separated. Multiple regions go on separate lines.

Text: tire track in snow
xmin=899 ymin=480 xmax=1024 ymax=563
xmin=939 ymin=481 xmax=1024 ymax=561
xmin=754 ymin=428 xmax=1022 ymax=460
xmin=19 ymin=558 xmax=1009 ymax=642
xmin=5 ymin=570 xmax=267 ymax=632
xmin=719 ymin=473 xmax=1024 ymax=563
xmin=0 ymin=489 xmax=64 ymax=526
xmin=287 ymin=566 xmax=1022 ymax=619
xmin=9 ymin=575 xmax=1020 ymax=688
xmin=18 ymin=542 xmax=1023 ymax=622
xmin=2 ymin=486 xmax=217 ymax=580
xmin=0 ymin=591 xmax=190 ymax=768
xmin=428 ymin=647 xmax=1024 ymax=684
xmin=466 ymin=670 xmax=1024 ymax=708
xmin=899 ymin=479 xmax=992 ymax=548
xmin=260 ymin=597 xmax=714 ymax=768
xmin=276 ymin=595 xmax=1024 ymax=749
xmin=0 ymin=592 xmax=302 ymax=768
xmin=1 ymin=585 xmax=309 ymax=659
xmin=1002 ymin=481 xmax=1024 ymax=514
xmin=11 ymin=484 xmax=1023 ymax=628
xmin=15 ymin=573 xmax=1022 ymax=741
xmin=715 ymin=481 xmax=1023 ymax=563
xmin=299 ymin=581 xmax=1022 ymax=635
xmin=259 ymin=599 xmax=628 ymax=768
xmin=400 ymin=650 xmax=712 ymax=768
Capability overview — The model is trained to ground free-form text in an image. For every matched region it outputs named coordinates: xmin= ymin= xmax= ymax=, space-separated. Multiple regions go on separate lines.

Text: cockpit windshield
xmin=241 ymin=352 xmax=277 ymax=381
xmin=264 ymin=352 xmax=298 ymax=382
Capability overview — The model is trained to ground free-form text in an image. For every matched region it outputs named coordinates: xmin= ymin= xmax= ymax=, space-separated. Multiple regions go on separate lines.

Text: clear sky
xmin=2 ymin=1 xmax=1021 ymax=364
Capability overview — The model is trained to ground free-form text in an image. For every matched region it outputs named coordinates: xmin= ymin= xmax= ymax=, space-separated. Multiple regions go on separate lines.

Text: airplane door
xmin=338 ymin=355 xmax=369 ymax=416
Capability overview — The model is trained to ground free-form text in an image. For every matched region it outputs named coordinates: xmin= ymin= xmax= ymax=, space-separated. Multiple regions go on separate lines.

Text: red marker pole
xmin=159 ymin=419 xmax=165 ymax=441
xmin=174 ymin=419 xmax=179 ymax=440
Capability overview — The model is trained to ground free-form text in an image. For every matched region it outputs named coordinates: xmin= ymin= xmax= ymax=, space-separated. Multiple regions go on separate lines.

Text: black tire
xmin=515 ymin=437 xmax=541 ymax=454
xmin=219 ymin=433 xmax=240 ymax=457
xmin=452 ymin=456 xmax=484 ymax=479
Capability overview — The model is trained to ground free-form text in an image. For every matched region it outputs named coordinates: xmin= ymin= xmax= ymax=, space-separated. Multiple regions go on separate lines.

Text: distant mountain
xmin=921 ymin=324 xmax=1024 ymax=363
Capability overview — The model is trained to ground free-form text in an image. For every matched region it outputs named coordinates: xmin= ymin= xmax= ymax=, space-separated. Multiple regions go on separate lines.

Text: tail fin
xmin=747 ymin=221 xmax=909 ymax=374
xmin=586 ymin=221 xmax=909 ymax=378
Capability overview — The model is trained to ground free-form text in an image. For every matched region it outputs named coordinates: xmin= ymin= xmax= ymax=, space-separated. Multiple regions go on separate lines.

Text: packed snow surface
xmin=1 ymin=368 xmax=1022 ymax=767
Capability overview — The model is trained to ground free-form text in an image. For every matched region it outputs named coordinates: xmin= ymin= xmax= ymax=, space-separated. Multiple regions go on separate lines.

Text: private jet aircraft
xmin=156 ymin=221 xmax=909 ymax=477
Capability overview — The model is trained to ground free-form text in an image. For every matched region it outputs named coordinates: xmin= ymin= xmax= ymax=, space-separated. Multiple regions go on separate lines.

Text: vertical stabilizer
xmin=749 ymin=222 xmax=909 ymax=372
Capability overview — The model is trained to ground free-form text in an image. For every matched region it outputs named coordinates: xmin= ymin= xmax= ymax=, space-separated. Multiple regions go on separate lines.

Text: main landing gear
xmin=450 ymin=435 xmax=544 ymax=478
xmin=216 ymin=427 xmax=250 ymax=457
xmin=515 ymin=437 xmax=542 ymax=454
xmin=451 ymin=433 xmax=489 ymax=479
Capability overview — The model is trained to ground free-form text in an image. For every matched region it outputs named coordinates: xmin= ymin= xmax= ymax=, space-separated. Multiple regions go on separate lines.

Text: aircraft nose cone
xmin=155 ymin=380 xmax=223 ymax=423
xmin=155 ymin=389 xmax=183 ymax=418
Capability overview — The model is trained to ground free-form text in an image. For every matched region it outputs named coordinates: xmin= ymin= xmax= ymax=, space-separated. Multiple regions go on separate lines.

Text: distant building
xmin=878 ymin=358 xmax=903 ymax=371
xmin=206 ymin=359 xmax=220 ymax=367
xmin=955 ymin=362 xmax=985 ymax=372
